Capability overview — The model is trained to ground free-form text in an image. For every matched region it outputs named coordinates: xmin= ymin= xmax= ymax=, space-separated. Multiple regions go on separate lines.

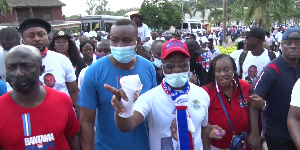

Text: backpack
xmin=238 ymin=50 xmax=276 ymax=79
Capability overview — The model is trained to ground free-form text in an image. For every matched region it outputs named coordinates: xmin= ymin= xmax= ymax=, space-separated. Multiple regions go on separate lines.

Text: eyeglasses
xmin=162 ymin=62 xmax=189 ymax=70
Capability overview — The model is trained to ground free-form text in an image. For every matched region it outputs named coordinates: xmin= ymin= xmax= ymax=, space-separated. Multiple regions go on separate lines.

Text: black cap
xmin=245 ymin=27 xmax=265 ymax=40
xmin=19 ymin=18 xmax=51 ymax=34
xmin=185 ymin=40 xmax=207 ymax=54
xmin=52 ymin=29 xmax=72 ymax=40
xmin=282 ymin=28 xmax=300 ymax=41
xmin=130 ymin=13 xmax=145 ymax=22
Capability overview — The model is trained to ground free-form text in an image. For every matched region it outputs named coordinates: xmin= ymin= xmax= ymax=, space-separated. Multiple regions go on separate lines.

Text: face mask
xmin=164 ymin=72 xmax=189 ymax=88
xmin=110 ymin=46 xmax=136 ymax=63
xmin=6 ymin=74 xmax=37 ymax=93
xmin=153 ymin=58 xmax=162 ymax=68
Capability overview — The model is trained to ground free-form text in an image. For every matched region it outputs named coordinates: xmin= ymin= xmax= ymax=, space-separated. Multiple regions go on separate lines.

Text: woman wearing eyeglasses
xmin=202 ymin=54 xmax=257 ymax=150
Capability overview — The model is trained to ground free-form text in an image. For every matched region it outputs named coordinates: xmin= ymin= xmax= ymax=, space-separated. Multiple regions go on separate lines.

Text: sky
xmin=60 ymin=0 xmax=143 ymax=17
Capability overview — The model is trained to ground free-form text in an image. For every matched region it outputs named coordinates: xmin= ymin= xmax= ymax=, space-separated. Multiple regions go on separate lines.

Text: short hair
xmin=98 ymin=39 xmax=110 ymax=46
xmin=44 ymin=73 xmax=54 ymax=78
xmin=249 ymin=65 xmax=257 ymax=69
xmin=175 ymin=34 xmax=181 ymax=38
xmin=112 ymin=19 xmax=137 ymax=35
xmin=152 ymin=40 xmax=164 ymax=46
xmin=0 ymin=27 xmax=20 ymax=41
xmin=80 ymin=40 xmax=95 ymax=52
xmin=208 ymin=38 xmax=214 ymax=42
xmin=189 ymin=34 xmax=196 ymax=40
xmin=113 ymin=19 xmax=137 ymax=28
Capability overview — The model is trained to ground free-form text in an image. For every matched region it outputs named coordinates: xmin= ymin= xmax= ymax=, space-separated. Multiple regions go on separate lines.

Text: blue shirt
xmin=78 ymin=55 xmax=156 ymax=150
xmin=0 ymin=79 xmax=6 ymax=96
xmin=252 ymin=56 xmax=300 ymax=140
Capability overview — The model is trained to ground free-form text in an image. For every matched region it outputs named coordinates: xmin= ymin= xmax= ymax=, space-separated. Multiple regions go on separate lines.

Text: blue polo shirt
xmin=252 ymin=56 xmax=300 ymax=140
xmin=78 ymin=55 xmax=156 ymax=150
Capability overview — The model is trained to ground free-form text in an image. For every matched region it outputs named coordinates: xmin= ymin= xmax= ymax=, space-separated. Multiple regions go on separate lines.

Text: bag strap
xmin=238 ymin=51 xmax=248 ymax=79
xmin=215 ymin=81 xmax=235 ymax=134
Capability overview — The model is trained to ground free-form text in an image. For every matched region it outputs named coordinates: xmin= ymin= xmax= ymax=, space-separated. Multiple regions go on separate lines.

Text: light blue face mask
xmin=110 ymin=46 xmax=136 ymax=63
xmin=164 ymin=71 xmax=189 ymax=88
xmin=153 ymin=58 xmax=162 ymax=68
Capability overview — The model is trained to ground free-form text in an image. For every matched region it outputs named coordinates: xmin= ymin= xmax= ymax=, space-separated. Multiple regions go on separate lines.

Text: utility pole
xmin=222 ymin=0 xmax=227 ymax=47
xmin=182 ymin=0 xmax=184 ymax=19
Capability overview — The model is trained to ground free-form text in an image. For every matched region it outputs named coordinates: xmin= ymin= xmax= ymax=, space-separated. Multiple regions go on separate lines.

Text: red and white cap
xmin=161 ymin=39 xmax=191 ymax=59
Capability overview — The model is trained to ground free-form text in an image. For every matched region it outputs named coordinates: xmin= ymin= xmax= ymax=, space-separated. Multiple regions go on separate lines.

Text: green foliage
xmin=208 ymin=8 xmax=223 ymax=26
xmin=111 ymin=8 xmax=139 ymax=16
xmin=85 ymin=0 xmax=138 ymax=16
xmin=0 ymin=0 xmax=12 ymax=15
xmin=193 ymin=1 xmax=207 ymax=20
xmin=139 ymin=1 xmax=161 ymax=30
xmin=216 ymin=46 xmax=237 ymax=55
xmin=66 ymin=15 xmax=79 ymax=20
xmin=159 ymin=1 xmax=182 ymax=29
xmin=139 ymin=0 xmax=182 ymax=30
xmin=232 ymin=0 xmax=295 ymax=29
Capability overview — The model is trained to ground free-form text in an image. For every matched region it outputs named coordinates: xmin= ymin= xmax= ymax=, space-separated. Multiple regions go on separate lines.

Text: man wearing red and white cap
xmin=106 ymin=40 xmax=222 ymax=150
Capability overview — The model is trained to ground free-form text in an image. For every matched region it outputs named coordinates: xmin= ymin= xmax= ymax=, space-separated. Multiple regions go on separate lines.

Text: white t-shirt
xmin=230 ymin=49 xmax=244 ymax=61
xmin=78 ymin=56 xmax=97 ymax=89
xmin=208 ymin=47 xmax=221 ymax=60
xmin=40 ymin=50 xmax=76 ymax=96
xmin=134 ymin=82 xmax=210 ymax=150
xmin=236 ymin=49 xmax=271 ymax=80
xmin=138 ymin=23 xmax=151 ymax=46
xmin=0 ymin=49 xmax=8 ymax=82
xmin=156 ymin=37 xmax=165 ymax=41
xmin=275 ymin=32 xmax=283 ymax=49
xmin=291 ymin=78 xmax=300 ymax=107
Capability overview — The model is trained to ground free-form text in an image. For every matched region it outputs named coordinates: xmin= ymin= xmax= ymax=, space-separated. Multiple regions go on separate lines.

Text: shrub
xmin=216 ymin=46 xmax=237 ymax=55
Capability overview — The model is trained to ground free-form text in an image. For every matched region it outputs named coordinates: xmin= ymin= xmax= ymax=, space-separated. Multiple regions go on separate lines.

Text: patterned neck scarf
xmin=162 ymin=80 xmax=194 ymax=150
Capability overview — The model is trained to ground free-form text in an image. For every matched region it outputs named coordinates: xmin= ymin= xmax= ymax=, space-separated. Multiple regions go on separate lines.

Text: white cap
xmin=89 ymin=31 xmax=97 ymax=37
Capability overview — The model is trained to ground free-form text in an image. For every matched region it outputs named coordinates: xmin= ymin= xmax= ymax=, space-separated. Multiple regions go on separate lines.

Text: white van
xmin=177 ymin=19 xmax=205 ymax=34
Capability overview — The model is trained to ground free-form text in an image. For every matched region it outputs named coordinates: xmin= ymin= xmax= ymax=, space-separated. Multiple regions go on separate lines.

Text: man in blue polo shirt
xmin=248 ymin=28 xmax=300 ymax=150
xmin=78 ymin=19 xmax=156 ymax=150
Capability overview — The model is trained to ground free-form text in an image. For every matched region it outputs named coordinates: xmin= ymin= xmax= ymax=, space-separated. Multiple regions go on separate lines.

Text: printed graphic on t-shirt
xmin=244 ymin=65 xmax=258 ymax=84
xmin=161 ymin=117 xmax=196 ymax=150
xmin=191 ymin=99 xmax=201 ymax=110
xmin=161 ymin=118 xmax=178 ymax=150
xmin=43 ymin=73 xmax=56 ymax=88
xmin=237 ymin=94 xmax=248 ymax=107
xmin=22 ymin=113 xmax=56 ymax=149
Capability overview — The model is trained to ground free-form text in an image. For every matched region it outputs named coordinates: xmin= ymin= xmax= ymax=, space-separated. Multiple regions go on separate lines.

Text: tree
xmin=232 ymin=0 xmax=294 ymax=29
xmin=0 ymin=0 xmax=12 ymax=16
xmin=193 ymin=0 xmax=208 ymax=23
xmin=139 ymin=0 xmax=161 ymax=30
xmin=159 ymin=1 xmax=182 ymax=29
xmin=94 ymin=0 xmax=110 ymax=15
xmin=85 ymin=0 xmax=97 ymax=15
xmin=139 ymin=0 xmax=182 ymax=30
xmin=208 ymin=8 xmax=223 ymax=26
xmin=111 ymin=7 xmax=139 ymax=16
xmin=85 ymin=0 xmax=109 ymax=15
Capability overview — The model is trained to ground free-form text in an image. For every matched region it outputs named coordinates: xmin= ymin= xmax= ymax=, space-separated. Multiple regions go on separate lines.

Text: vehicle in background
xmin=176 ymin=19 xmax=204 ymax=34
xmin=81 ymin=15 xmax=128 ymax=33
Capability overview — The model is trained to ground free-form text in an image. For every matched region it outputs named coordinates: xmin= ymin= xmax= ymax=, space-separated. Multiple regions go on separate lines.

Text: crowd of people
xmin=0 ymin=12 xmax=299 ymax=150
